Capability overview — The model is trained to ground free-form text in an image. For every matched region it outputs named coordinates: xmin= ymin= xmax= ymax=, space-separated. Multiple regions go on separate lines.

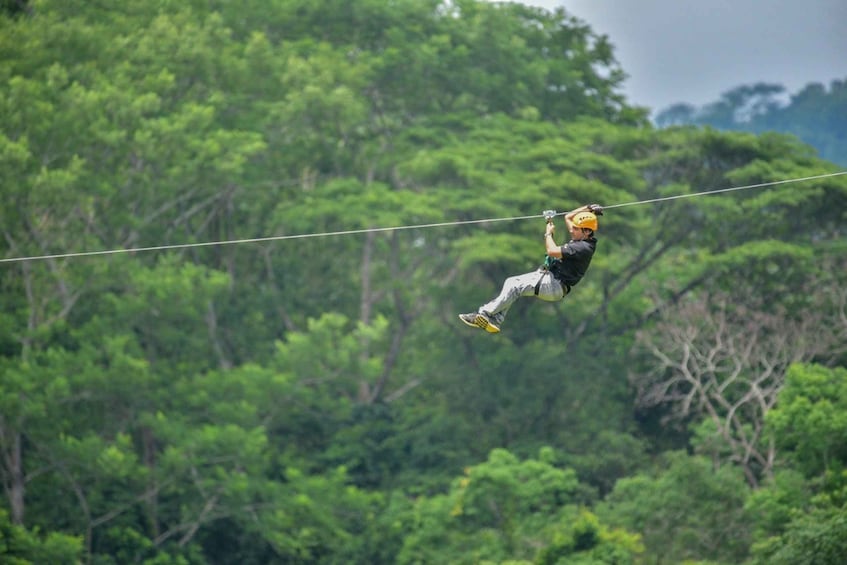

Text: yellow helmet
xmin=572 ymin=211 xmax=598 ymax=231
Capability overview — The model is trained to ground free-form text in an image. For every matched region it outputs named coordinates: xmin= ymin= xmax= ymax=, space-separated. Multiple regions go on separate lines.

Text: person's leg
xmin=460 ymin=270 xmax=566 ymax=332
xmin=461 ymin=271 xmax=540 ymax=332
xmin=533 ymin=272 xmax=568 ymax=303
xmin=478 ymin=269 xmax=562 ymax=331
xmin=478 ymin=269 xmax=545 ymax=324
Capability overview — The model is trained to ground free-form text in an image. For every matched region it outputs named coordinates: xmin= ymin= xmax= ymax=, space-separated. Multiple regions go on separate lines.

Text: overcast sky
xmin=490 ymin=0 xmax=847 ymax=113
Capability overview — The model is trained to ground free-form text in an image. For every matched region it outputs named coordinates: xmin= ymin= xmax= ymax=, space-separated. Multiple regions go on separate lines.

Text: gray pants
xmin=479 ymin=269 xmax=568 ymax=326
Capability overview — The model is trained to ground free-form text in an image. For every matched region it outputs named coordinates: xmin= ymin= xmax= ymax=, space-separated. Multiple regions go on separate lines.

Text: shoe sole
xmin=459 ymin=315 xmax=483 ymax=330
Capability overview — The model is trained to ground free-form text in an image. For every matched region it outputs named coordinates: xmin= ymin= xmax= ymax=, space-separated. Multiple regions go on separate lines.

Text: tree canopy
xmin=2 ymin=1 xmax=846 ymax=563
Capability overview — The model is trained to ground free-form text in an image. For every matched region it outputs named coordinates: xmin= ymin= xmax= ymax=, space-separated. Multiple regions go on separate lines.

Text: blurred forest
xmin=655 ymin=80 xmax=847 ymax=166
xmin=1 ymin=1 xmax=846 ymax=563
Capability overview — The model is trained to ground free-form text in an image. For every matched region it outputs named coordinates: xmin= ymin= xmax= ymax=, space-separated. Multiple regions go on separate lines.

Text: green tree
xmin=749 ymin=505 xmax=847 ymax=565
xmin=0 ymin=507 xmax=81 ymax=565
xmin=598 ymin=452 xmax=751 ymax=564
xmin=1 ymin=0 xmax=30 ymax=17
xmin=398 ymin=448 xmax=641 ymax=564
xmin=766 ymin=363 xmax=847 ymax=479
xmin=746 ymin=364 xmax=847 ymax=564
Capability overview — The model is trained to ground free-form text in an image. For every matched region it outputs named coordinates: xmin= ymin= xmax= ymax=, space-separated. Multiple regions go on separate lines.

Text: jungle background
xmin=1 ymin=1 xmax=846 ymax=563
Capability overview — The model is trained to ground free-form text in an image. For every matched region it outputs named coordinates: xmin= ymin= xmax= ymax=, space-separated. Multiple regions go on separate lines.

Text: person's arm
xmin=550 ymin=204 xmax=599 ymax=257
xmin=544 ymin=221 xmax=561 ymax=257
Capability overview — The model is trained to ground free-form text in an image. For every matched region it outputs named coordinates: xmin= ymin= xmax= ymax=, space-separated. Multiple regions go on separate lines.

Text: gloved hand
xmin=587 ymin=203 xmax=604 ymax=216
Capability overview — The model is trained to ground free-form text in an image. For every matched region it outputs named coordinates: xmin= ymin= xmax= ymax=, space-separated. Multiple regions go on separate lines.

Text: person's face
xmin=570 ymin=225 xmax=586 ymax=240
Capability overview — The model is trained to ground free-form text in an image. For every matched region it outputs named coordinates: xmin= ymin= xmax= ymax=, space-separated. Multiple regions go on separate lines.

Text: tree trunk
xmin=142 ymin=426 xmax=160 ymax=538
xmin=0 ymin=424 xmax=26 ymax=524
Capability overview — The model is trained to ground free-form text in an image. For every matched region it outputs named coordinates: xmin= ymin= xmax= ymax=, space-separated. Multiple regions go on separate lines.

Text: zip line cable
xmin=601 ymin=170 xmax=846 ymax=210
xmin=2 ymin=170 xmax=845 ymax=265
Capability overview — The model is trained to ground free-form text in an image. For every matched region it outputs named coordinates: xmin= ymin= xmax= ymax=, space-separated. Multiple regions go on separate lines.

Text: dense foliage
xmin=2 ymin=1 xmax=846 ymax=563
xmin=655 ymin=80 xmax=847 ymax=166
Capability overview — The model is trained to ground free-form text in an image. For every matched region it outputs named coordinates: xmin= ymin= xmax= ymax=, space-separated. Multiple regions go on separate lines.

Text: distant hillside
xmin=655 ymin=79 xmax=847 ymax=166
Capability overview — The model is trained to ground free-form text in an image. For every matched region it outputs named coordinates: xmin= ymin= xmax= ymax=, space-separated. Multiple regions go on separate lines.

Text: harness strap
xmin=535 ymin=271 xmax=571 ymax=297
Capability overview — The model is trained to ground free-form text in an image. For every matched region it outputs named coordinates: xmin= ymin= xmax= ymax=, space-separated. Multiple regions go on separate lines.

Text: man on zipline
xmin=459 ymin=203 xmax=602 ymax=333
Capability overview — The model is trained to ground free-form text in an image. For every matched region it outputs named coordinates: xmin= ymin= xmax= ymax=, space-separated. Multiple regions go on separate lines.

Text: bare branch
xmin=631 ymin=285 xmax=844 ymax=485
